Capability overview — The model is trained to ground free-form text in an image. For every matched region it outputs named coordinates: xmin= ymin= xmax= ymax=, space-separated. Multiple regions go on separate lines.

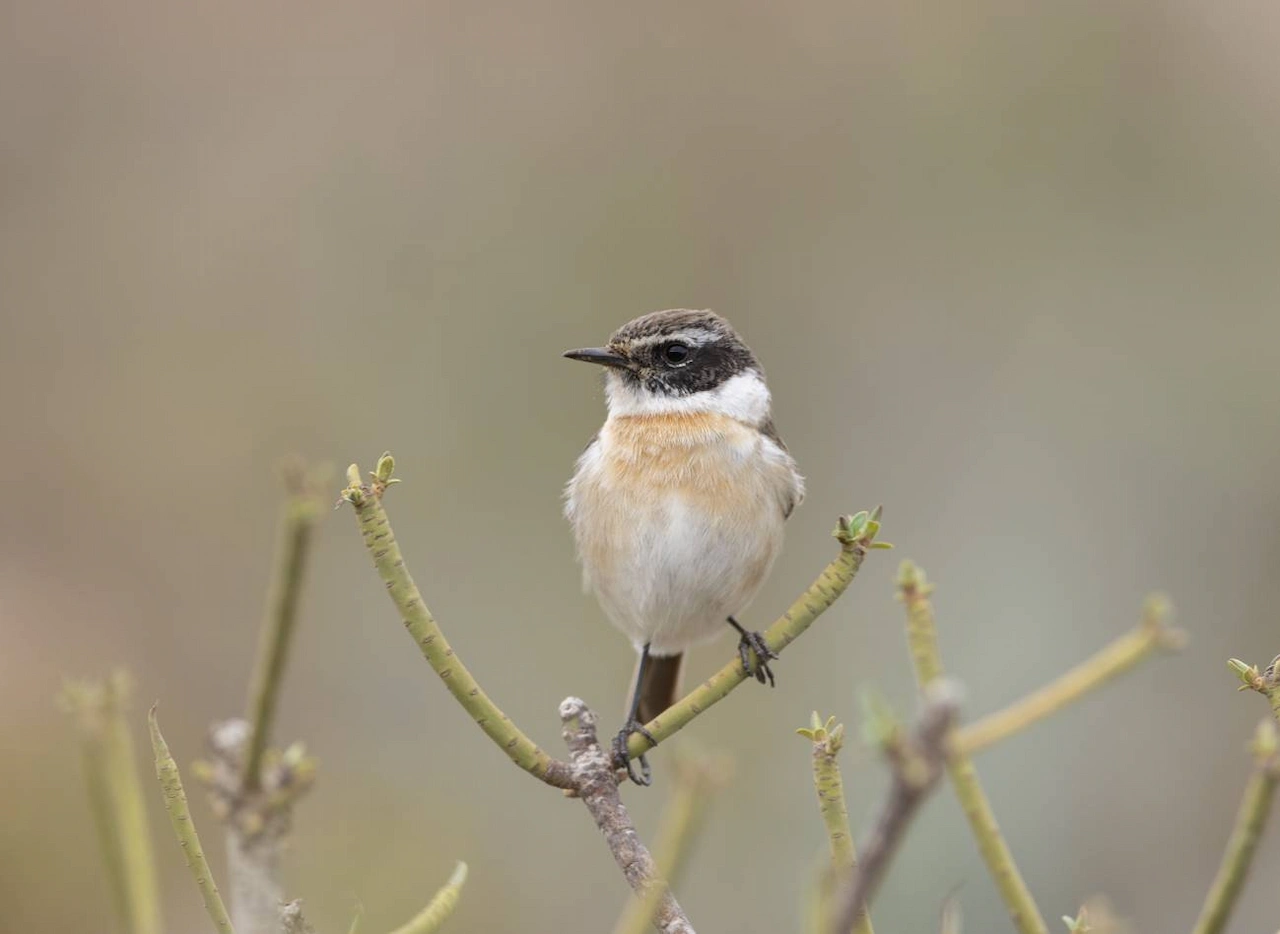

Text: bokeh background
xmin=4 ymin=1 xmax=1280 ymax=931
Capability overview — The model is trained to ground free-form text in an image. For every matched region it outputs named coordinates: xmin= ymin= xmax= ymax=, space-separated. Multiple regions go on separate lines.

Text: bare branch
xmin=199 ymin=719 xmax=316 ymax=934
xmin=830 ymin=681 xmax=961 ymax=934
xmin=560 ymin=697 xmax=696 ymax=934
xmin=613 ymin=748 xmax=730 ymax=934
xmin=955 ymin=595 xmax=1184 ymax=756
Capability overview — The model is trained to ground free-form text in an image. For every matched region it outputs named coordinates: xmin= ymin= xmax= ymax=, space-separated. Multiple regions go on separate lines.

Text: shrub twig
xmin=830 ymin=681 xmax=961 ymax=933
xmin=897 ymin=562 xmax=1048 ymax=934
xmin=59 ymin=671 xmax=163 ymax=934
xmin=387 ymin=862 xmax=469 ymax=934
xmin=149 ymin=706 xmax=235 ymax=934
xmin=955 ymin=595 xmax=1184 ymax=755
xmin=242 ymin=461 xmax=326 ymax=792
xmin=1190 ymin=717 xmax=1280 ymax=934
xmin=797 ymin=714 xmax=871 ymax=934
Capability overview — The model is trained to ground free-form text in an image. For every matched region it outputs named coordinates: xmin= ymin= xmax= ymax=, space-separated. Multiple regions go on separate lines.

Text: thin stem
xmin=627 ymin=511 xmax=887 ymax=760
xmin=561 ymin=697 xmax=696 ymax=934
xmin=60 ymin=672 xmax=163 ymax=934
xmin=1190 ymin=719 xmax=1280 ymax=934
xmin=955 ymin=595 xmax=1184 ymax=755
xmin=242 ymin=465 xmax=324 ymax=792
xmin=387 ymin=862 xmax=469 ymax=934
xmin=830 ymin=681 xmax=961 ymax=933
xmin=896 ymin=562 xmax=1049 ymax=934
xmin=613 ymin=749 xmax=729 ymax=934
xmin=340 ymin=457 xmax=574 ymax=788
xmin=148 ymin=706 xmax=235 ymax=934
xmin=798 ymin=715 xmax=871 ymax=934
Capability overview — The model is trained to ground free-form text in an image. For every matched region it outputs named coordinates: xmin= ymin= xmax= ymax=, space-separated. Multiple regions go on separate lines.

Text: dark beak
xmin=562 ymin=347 xmax=630 ymax=368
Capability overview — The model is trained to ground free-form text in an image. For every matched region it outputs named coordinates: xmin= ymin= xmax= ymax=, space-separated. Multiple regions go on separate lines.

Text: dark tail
xmin=629 ymin=651 xmax=684 ymax=724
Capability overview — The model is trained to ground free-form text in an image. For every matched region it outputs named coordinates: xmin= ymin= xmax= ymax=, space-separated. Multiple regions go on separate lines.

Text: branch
xmin=830 ymin=681 xmax=962 ymax=934
xmin=1190 ymin=718 xmax=1280 ymax=934
xmin=148 ymin=706 xmax=236 ymax=934
xmin=195 ymin=720 xmax=316 ymax=934
xmin=339 ymin=455 xmax=575 ymax=788
xmin=339 ymin=453 xmax=885 ymax=782
xmin=955 ymin=595 xmax=1185 ymax=756
xmin=626 ymin=509 xmax=888 ymax=760
xmin=386 ymin=862 xmax=469 ymax=934
xmin=243 ymin=461 xmax=326 ymax=792
xmin=59 ymin=671 xmax=163 ymax=934
xmin=560 ymin=697 xmax=696 ymax=934
xmin=897 ymin=562 xmax=1049 ymax=934
xmin=613 ymin=748 xmax=730 ymax=934
xmin=797 ymin=714 xmax=871 ymax=934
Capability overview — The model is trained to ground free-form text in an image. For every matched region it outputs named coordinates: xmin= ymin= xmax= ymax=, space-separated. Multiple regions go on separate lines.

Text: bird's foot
xmin=734 ymin=627 xmax=777 ymax=687
xmin=612 ymin=720 xmax=657 ymax=786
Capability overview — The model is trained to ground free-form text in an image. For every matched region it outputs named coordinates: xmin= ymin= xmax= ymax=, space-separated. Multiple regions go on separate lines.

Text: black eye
xmin=661 ymin=342 xmax=691 ymax=365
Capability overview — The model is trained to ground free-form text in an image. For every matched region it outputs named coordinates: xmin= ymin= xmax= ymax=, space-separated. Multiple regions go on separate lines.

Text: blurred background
xmin=4 ymin=1 xmax=1280 ymax=931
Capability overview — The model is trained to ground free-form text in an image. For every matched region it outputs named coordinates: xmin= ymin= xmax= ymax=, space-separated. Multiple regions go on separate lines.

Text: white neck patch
xmin=604 ymin=370 xmax=772 ymax=425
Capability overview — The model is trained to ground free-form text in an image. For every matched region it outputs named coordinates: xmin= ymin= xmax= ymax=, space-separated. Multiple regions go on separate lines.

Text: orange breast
xmin=599 ymin=412 xmax=758 ymax=500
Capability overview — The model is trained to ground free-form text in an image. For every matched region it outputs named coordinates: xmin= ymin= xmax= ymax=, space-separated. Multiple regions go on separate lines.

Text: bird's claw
xmin=612 ymin=720 xmax=657 ymax=786
xmin=737 ymin=629 xmax=777 ymax=687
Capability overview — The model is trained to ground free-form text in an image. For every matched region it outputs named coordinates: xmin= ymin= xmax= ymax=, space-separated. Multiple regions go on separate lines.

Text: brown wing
xmin=760 ymin=417 xmax=803 ymax=519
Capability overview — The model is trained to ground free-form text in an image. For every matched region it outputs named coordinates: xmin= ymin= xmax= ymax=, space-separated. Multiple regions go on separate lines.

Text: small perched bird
xmin=563 ymin=309 xmax=804 ymax=784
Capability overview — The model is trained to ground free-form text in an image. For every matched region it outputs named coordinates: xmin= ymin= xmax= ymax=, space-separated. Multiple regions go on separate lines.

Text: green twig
xmin=797 ymin=714 xmax=871 ymax=934
xmin=612 ymin=748 xmax=731 ymax=934
xmin=628 ymin=509 xmax=889 ymax=760
xmin=242 ymin=462 xmax=326 ymax=792
xmin=59 ymin=671 xmax=162 ymax=934
xmin=149 ymin=706 xmax=235 ymax=934
xmin=956 ymin=595 xmax=1185 ymax=756
xmin=897 ymin=562 xmax=1049 ymax=934
xmin=1190 ymin=718 xmax=1280 ymax=934
xmin=386 ymin=862 xmax=469 ymax=934
xmin=340 ymin=455 xmax=574 ymax=787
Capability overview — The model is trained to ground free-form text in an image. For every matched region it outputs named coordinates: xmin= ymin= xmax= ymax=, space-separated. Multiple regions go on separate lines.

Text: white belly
xmin=565 ymin=412 xmax=798 ymax=654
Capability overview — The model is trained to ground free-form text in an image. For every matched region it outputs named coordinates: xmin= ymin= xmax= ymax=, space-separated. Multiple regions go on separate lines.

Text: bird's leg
xmin=613 ymin=643 xmax=658 ymax=786
xmin=727 ymin=615 xmax=777 ymax=687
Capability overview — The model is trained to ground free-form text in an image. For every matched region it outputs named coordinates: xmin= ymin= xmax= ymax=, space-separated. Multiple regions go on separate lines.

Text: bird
xmin=562 ymin=309 xmax=804 ymax=784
